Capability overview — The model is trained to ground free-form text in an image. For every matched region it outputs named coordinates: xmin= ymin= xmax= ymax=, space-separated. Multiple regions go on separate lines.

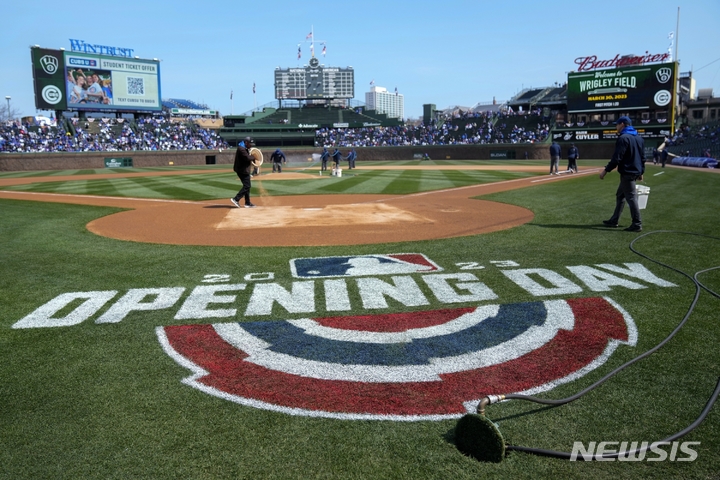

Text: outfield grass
xmin=0 ymin=161 xmax=718 ymax=479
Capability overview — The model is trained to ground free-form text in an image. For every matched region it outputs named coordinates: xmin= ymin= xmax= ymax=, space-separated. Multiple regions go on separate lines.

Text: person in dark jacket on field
xmin=566 ymin=143 xmax=579 ymax=173
xmin=230 ymin=137 xmax=256 ymax=208
xmin=270 ymin=148 xmax=286 ymax=173
xmin=346 ymin=148 xmax=357 ymax=169
xmin=599 ymin=116 xmax=645 ymax=231
xmin=549 ymin=141 xmax=561 ymax=174
xmin=331 ymin=148 xmax=342 ymax=169
xmin=660 ymin=148 xmax=669 ymax=168
xmin=320 ymin=147 xmax=330 ymax=171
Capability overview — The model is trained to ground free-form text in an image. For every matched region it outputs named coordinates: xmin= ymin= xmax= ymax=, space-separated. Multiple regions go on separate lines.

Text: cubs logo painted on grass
xmin=157 ymin=297 xmax=636 ymax=421
xmin=290 ymin=253 xmax=441 ymax=278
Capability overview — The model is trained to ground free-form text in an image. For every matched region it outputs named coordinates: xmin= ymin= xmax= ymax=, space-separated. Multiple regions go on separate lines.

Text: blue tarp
xmin=671 ymin=157 xmax=718 ymax=168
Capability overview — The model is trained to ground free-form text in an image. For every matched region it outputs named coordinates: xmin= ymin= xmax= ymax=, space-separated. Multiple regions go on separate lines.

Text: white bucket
xmin=332 ymin=168 xmax=342 ymax=177
xmin=636 ymin=184 xmax=650 ymax=209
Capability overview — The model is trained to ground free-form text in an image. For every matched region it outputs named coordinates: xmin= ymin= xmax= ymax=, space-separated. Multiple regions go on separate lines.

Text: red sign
xmin=574 ymin=52 xmax=671 ymax=71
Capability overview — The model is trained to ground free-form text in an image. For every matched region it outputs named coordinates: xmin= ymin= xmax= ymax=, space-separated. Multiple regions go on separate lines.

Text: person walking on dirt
xmin=231 ymin=137 xmax=256 ymax=208
xmin=270 ymin=149 xmax=286 ymax=173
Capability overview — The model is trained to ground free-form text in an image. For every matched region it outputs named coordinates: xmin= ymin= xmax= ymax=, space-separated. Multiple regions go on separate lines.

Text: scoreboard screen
xmin=275 ymin=58 xmax=354 ymax=100
xmin=31 ymin=46 xmax=162 ymax=113
xmin=567 ymin=62 xmax=676 ymax=113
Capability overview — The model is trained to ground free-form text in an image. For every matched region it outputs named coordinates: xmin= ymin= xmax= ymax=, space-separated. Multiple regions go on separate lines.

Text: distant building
xmin=365 ymin=86 xmax=404 ymax=120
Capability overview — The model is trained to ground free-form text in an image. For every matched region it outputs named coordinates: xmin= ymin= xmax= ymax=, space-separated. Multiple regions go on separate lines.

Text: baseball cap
xmin=615 ymin=116 xmax=632 ymax=126
xmin=244 ymin=136 xmax=254 ymax=145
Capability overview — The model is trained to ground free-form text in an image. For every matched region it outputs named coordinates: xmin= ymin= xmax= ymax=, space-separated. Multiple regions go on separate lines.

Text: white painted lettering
xmin=175 ymin=284 xmax=246 ymax=320
xmin=357 ymin=276 xmax=429 ymax=309
xmin=12 ymin=291 xmax=117 ymax=328
xmin=422 ymin=273 xmax=498 ymax=303
xmin=502 ymin=268 xmax=583 ymax=296
xmin=324 ymin=279 xmax=351 ymax=311
xmin=244 ymin=282 xmax=315 ymax=316
xmin=595 ymin=263 xmax=677 ymax=287
xmin=95 ymin=288 xmax=185 ymax=323
xmin=567 ymin=266 xmax=645 ymax=291
xmin=244 ymin=272 xmax=275 ymax=281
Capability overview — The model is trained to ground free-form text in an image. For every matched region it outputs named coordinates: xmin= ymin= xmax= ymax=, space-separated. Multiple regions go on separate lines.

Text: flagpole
xmin=674 ymin=7 xmax=680 ymax=64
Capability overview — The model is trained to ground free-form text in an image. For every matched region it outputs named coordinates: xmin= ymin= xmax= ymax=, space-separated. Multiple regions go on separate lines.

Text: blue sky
xmin=3 ymin=0 xmax=719 ymax=120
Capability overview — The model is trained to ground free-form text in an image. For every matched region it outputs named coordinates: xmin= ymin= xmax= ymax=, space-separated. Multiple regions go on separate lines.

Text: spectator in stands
xmin=0 ymin=116 xmax=228 ymax=153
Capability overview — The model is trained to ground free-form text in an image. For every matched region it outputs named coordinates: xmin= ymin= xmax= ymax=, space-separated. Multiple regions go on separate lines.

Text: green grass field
xmin=1 ymin=160 xmax=718 ymax=479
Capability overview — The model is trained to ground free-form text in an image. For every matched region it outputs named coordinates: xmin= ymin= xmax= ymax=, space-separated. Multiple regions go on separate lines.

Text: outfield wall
xmin=0 ymin=143 xmax=617 ymax=172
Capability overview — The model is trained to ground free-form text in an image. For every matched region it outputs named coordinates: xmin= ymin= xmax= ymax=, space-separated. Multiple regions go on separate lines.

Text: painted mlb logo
xmin=290 ymin=253 xmax=441 ymax=278
xmin=158 ymin=296 xmax=636 ymax=420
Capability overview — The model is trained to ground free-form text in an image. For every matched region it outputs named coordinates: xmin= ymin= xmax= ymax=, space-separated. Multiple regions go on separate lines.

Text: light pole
xmin=5 ymin=96 xmax=10 ymax=120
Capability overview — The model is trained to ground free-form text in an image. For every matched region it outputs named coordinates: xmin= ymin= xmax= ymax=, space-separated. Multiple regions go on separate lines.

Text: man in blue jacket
xmin=599 ymin=116 xmax=645 ymax=231
xmin=346 ymin=148 xmax=357 ymax=169
xmin=331 ymin=148 xmax=342 ymax=169
xmin=549 ymin=141 xmax=561 ymax=175
xmin=270 ymin=149 xmax=286 ymax=173
xmin=320 ymin=147 xmax=330 ymax=171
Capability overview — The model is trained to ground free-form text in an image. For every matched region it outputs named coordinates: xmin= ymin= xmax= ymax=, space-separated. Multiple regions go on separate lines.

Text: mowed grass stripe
xmin=118 ymin=176 xmax=214 ymax=200
xmin=381 ymin=169 xmax=422 ymax=194
xmin=347 ymin=169 xmax=405 ymax=194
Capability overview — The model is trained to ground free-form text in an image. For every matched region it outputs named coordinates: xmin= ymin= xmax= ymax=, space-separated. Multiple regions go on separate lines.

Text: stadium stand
xmin=666 ymin=120 xmax=720 ymax=158
xmin=0 ymin=117 xmax=228 ymax=153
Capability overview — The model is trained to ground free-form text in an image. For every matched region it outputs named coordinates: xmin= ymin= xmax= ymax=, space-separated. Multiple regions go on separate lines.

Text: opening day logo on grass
xmin=13 ymin=253 xmax=678 ymax=421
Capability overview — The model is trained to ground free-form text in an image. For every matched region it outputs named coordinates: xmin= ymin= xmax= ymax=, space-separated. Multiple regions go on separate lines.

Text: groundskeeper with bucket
xmin=599 ymin=116 xmax=646 ymax=232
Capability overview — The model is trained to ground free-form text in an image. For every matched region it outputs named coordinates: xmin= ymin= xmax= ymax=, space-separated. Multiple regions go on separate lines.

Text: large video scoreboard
xmin=567 ymin=62 xmax=677 ymax=113
xmin=31 ymin=46 xmax=162 ymax=113
xmin=274 ymin=57 xmax=354 ymax=100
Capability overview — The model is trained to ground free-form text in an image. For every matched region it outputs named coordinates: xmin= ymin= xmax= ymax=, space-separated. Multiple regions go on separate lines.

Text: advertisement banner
xmin=567 ymin=62 xmax=677 ymax=113
xmin=31 ymin=47 xmax=162 ymax=113
xmin=552 ymin=125 xmax=672 ymax=142
xmin=65 ymin=53 xmax=161 ymax=112
xmin=31 ymin=48 xmax=67 ymax=110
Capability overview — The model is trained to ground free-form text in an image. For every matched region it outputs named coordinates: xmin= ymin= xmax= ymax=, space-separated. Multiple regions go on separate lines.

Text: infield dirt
xmin=0 ymin=165 xmax=600 ymax=246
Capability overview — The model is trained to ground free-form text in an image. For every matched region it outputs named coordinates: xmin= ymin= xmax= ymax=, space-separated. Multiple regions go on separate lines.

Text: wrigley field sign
xmin=567 ymin=62 xmax=677 ymax=114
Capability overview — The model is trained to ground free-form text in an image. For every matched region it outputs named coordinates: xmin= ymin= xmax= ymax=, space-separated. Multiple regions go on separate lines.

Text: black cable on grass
xmin=465 ymin=231 xmax=720 ymax=461
xmin=508 ymin=377 xmax=720 ymax=460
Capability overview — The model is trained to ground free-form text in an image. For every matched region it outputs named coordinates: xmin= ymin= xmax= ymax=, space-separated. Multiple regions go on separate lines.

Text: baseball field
xmin=1 ymin=158 xmax=718 ymax=479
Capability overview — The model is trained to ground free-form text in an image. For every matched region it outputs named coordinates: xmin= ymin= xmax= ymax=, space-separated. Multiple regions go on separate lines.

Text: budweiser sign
xmin=574 ymin=52 xmax=671 ymax=71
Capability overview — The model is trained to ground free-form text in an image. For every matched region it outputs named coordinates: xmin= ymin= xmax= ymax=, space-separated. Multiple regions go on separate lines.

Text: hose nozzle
xmin=477 ymin=394 xmax=505 ymax=416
